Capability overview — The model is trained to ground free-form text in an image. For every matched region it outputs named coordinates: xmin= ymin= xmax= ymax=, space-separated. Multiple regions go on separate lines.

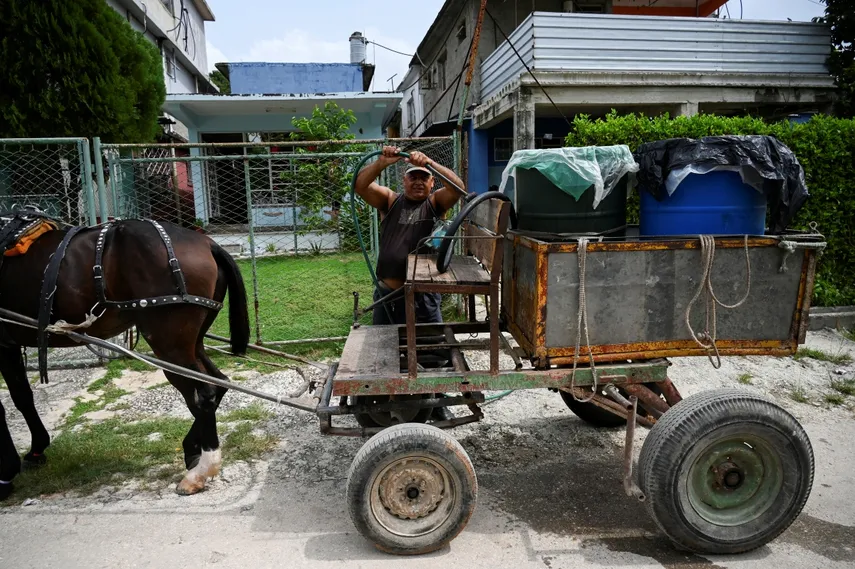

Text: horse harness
xmin=0 ymin=209 xmax=223 ymax=384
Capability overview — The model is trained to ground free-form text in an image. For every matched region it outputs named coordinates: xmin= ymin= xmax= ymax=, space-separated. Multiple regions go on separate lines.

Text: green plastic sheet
xmin=499 ymin=145 xmax=639 ymax=208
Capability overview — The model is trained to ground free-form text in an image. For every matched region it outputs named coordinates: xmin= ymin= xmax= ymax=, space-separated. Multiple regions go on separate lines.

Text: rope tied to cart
xmin=569 ymin=237 xmax=599 ymax=402
xmin=685 ymin=234 xmax=752 ymax=369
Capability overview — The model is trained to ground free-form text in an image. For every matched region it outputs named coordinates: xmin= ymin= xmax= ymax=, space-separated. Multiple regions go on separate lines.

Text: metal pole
xmin=243 ymin=156 xmax=263 ymax=345
xmin=92 ymin=137 xmax=109 ymax=222
xmin=80 ymin=139 xmax=97 ymax=225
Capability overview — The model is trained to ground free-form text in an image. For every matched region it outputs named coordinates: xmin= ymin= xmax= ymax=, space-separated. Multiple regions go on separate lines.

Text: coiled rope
xmin=685 ymin=234 xmax=752 ymax=369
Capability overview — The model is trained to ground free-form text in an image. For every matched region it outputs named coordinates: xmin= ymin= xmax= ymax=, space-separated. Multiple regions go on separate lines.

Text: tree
xmin=210 ymin=70 xmax=231 ymax=94
xmin=818 ymin=0 xmax=855 ymax=117
xmin=281 ymin=101 xmax=371 ymax=250
xmin=0 ymin=0 xmax=166 ymax=142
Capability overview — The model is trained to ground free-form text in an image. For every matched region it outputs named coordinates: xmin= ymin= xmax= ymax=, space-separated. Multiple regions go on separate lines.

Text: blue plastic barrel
xmin=639 ymin=171 xmax=767 ymax=236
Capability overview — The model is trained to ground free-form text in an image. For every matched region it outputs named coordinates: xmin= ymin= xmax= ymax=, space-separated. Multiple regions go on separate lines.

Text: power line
xmin=368 ymin=41 xmax=413 ymax=58
xmin=485 ymin=8 xmax=573 ymax=129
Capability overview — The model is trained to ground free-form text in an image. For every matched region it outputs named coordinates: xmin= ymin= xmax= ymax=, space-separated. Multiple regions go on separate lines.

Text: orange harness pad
xmin=3 ymin=220 xmax=58 ymax=257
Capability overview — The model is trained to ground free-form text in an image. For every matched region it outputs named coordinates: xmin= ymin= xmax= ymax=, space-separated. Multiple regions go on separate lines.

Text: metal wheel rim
xmin=686 ymin=434 xmax=783 ymax=527
xmin=369 ymin=455 xmax=456 ymax=538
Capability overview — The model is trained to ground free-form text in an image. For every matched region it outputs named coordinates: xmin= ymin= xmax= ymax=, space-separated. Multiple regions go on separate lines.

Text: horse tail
xmin=210 ymin=241 xmax=250 ymax=356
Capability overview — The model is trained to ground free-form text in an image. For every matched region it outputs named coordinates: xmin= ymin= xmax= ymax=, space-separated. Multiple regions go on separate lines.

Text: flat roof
xmin=163 ymin=92 xmax=403 ymax=128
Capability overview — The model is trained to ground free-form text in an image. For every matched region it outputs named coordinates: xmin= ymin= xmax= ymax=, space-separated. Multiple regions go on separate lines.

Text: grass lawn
xmin=210 ymin=252 xmax=374 ymax=343
xmin=210 ymin=252 xmax=465 ymax=347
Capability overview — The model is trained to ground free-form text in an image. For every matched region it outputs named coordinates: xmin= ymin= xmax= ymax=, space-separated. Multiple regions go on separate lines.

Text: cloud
xmin=205 ymin=39 xmax=229 ymax=71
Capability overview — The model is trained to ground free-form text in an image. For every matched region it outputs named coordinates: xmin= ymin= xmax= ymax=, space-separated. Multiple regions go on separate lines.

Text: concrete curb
xmin=808 ymin=306 xmax=855 ymax=332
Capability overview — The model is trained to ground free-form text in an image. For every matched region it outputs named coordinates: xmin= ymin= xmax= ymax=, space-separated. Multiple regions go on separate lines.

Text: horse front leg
xmin=0 ymin=398 xmax=22 ymax=500
xmin=0 ymin=347 xmax=49 ymax=467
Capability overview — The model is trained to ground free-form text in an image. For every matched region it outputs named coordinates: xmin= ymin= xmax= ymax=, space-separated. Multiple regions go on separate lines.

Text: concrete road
xmin=2 ymin=387 xmax=853 ymax=569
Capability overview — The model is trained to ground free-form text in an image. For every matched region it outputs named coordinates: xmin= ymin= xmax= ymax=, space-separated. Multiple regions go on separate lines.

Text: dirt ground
xmin=1 ymin=327 xmax=854 ymax=569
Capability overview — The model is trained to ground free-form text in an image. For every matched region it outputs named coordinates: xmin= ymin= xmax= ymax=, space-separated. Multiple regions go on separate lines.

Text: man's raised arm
xmin=353 ymin=146 xmax=400 ymax=212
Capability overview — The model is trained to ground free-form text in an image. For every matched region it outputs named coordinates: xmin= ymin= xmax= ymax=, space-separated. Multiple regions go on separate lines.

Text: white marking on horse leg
xmin=176 ymin=449 xmax=221 ymax=495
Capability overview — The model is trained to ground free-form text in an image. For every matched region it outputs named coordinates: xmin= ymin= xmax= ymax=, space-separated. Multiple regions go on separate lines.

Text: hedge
xmin=564 ymin=111 xmax=855 ymax=307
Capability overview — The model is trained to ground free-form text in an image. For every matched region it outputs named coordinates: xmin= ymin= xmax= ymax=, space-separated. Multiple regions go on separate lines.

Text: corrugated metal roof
xmin=481 ymin=12 xmax=832 ymax=101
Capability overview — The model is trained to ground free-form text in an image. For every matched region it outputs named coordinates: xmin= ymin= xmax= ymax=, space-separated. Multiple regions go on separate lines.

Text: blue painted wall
xmin=228 ymin=62 xmax=364 ymax=95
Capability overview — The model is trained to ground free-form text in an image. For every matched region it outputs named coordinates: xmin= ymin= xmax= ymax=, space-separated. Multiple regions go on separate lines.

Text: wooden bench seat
xmin=403 ymin=197 xmax=512 ymax=377
xmin=406 ymin=254 xmax=491 ymax=286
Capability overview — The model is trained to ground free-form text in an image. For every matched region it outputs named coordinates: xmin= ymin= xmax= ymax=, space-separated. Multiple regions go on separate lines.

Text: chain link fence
xmin=0 ymin=138 xmax=97 ymax=224
xmin=100 ymin=136 xmax=458 ymax=343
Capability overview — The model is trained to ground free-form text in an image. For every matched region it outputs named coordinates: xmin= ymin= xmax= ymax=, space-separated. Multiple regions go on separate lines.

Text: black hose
xmin=435 ymin=191 xmax=516 ymax=274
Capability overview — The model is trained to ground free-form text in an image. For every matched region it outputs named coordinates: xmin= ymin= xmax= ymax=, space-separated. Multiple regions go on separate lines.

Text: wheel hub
xmin=378 ymin=459 xmax=445 ymax=520
xmin=713 ymin=460 xmax=744 ymax=490
xmin=688 ymin=437 xmax=783 ymax=526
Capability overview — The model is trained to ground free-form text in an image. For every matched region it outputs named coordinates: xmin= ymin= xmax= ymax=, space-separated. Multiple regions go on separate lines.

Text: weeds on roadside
xmin=737 ymin=373 xmax=753 ymax=385
xmin=793 ymin=348 xmax=852 ymax=365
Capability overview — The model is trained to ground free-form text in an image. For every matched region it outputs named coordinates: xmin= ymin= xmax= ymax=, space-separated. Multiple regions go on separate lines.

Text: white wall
xmin=399 ymin=67 xmax=425 ymax=137
xmin=106 ymin=0 xmax=212 ymax=94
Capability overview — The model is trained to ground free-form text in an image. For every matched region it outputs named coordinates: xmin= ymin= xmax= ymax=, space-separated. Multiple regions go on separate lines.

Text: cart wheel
xmin=560 ymin=383 xmax=664 ymax=427
xmin=638 ymin=388 xmax=814 ymax=554
xmin=353 ymin=395 xmax=433 ymax=428
xmin=346 ymin=423 xmax=477 ymax=555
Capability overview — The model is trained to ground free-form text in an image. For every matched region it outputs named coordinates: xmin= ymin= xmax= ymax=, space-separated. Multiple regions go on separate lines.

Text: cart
xmin=314 ymin=192 xmax=825 ymax=556
xmin=1 ymin=192 xmax=824 ymax=557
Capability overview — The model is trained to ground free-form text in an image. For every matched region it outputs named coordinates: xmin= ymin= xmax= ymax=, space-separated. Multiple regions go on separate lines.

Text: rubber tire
xmin=638 ymin=388 xmax=814 ymax=555
xmin=352 ymin=395 xmax=433 ymax=428
xmin=559 ymin=384 xmax=664 ymax=428
xmin=346 ymin=423 xmax=477 ymax=555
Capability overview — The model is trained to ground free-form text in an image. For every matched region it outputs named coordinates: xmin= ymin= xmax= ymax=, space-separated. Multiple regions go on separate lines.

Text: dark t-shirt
xmin=376 ymin=195 xmax=443 ymax=282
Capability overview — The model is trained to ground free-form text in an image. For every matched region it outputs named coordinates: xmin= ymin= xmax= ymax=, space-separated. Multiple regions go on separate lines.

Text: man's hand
xmin=406 ymin=150 xmax=432 ymax=168
xmin=353 ymin=146 xmax=400 ymax=213
xmin=378 ymin=145 xmax=403 ymax=167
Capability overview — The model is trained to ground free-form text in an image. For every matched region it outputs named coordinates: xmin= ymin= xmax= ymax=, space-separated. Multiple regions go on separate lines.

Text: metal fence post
xmin=243 ymin=155 xmax=263 ymax=345
xmin=80 ymin=139 xmax=97 ymax=225
xmin=92 ymin=137 xmax=109 ymax=222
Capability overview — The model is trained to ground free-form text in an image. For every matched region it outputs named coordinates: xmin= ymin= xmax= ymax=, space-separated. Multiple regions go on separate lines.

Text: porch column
xmin=514 ymin=87 xmax=535 ymax=151
xmin=677 ymin=101 xmax=700 ymax=117
xmin=466 ymin=120 xmax=489 ymax=194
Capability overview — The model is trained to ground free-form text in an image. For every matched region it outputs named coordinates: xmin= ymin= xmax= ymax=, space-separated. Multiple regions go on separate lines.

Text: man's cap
xmin=405 ymin=165 xmax=432 ymax=176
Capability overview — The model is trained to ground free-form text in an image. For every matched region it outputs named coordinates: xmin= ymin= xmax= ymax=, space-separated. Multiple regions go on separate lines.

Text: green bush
xmin=565 ymin=112 xmax=855 ymax=306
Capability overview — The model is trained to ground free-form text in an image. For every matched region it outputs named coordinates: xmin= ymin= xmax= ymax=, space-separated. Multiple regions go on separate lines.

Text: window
xmin=494 ymin=138 xmax=513 ymax=162
xmin=536 ymin=136 xmax=562 ymax=149
xmin=160 ymin=0 xmax=175 ymax=16
xmin=437 ymin=52 xmax=447 ymax=91
xmin=164 ymin=48 xmax=176 ymax=79
xmin=457 ymin=20 xmax=466 ymax=43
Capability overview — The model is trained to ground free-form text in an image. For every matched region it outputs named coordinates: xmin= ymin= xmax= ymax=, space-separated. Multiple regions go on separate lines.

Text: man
xmin=354 ymin=145 xmax=467 ymax=325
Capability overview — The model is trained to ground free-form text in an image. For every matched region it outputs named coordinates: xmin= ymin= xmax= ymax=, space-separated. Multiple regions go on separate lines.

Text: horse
xmin=0 ymin=213 xmax=250 ymax=501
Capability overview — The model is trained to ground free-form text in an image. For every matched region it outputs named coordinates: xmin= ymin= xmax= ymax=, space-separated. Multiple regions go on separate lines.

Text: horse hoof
xmin=175 ymin=476 xmax=206 ymax=496
xmin=23 ymin=452 xmax=47 ymax=470
xmin=0 ymin=482 xmax=13 ymax=501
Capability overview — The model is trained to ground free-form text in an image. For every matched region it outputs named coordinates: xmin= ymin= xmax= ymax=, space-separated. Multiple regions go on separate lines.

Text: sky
xmin=203 ymin=0 xmax=827 ymax=91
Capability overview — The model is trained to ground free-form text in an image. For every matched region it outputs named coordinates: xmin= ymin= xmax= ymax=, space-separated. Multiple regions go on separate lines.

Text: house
xmin=396 ymin=0 xmax=836 ymax=193
xmin=153 ymin=33 xmax=401 ymax=228
xmin=107 ymin=0 xmax=219 ymax=141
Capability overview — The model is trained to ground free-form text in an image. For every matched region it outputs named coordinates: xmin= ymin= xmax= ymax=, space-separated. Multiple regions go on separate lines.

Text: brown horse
xmin=0 ymin=217 xmax=249 ymax=500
